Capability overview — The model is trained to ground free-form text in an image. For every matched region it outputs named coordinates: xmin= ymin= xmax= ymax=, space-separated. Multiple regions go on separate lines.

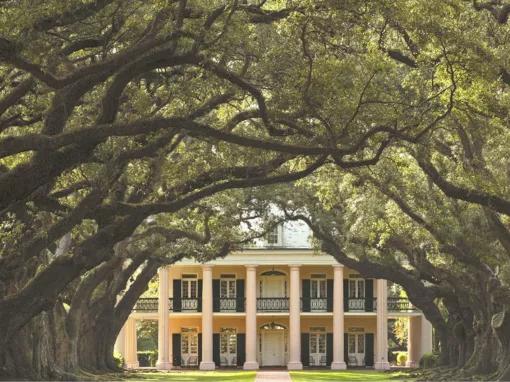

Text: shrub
xmin=420 ymin=352 xmax=439 ymax=368
xmin=397 ymin=352 xmax=408 ymax=366
xmin=113 ymin=352 xmax=124 ymax=368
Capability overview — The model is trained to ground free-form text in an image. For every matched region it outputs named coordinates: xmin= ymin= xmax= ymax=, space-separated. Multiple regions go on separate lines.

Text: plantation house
xmin=115 ymin=221 xmax=432 ymax=370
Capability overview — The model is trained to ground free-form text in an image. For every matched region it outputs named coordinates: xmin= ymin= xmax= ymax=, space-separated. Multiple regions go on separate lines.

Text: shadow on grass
xmin=122 ymin=370 xmax=256 ymax=382
xmin=289 ymin=370 xmax=415 ymax=382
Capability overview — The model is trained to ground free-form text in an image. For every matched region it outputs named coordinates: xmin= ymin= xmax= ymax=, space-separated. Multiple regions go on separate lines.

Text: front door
xmin=347 ymin=333 xmax=365 ymax=366
xmin=220 ymin=328 xmax=237 ymax=366
xmin=261 ymin=330 xmax=285 ymax=366
xmin=181 ymin=328 xmax=199 ymax=367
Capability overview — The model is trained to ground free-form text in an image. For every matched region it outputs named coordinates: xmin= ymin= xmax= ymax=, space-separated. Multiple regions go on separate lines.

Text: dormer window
xmin=266 ymin=225 xmax=279 ymax=245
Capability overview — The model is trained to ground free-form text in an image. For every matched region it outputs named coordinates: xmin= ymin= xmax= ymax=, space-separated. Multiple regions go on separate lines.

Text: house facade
xmin=116 ymin=222 xmax=432 ymax=370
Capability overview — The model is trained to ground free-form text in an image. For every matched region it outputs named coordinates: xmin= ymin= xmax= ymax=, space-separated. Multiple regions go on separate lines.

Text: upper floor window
xmin=182 ymin=274 xmax=198 ymax=299
xmin=220 ymin=274 xmax=236 ymax=298
xmin=348 ymin=279 xmax=365 ymax=299
xmin=266 ymin=225 xmax=279 ymax=245
xmin=310 ymin=274 xmax=327 ymax=298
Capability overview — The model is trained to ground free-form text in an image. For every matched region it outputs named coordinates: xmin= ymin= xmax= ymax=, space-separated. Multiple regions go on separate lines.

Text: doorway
xmin=259 ymin=322 xmax=287 ymax=366
xmin=347 ymin=333 xmax=365 ymax=366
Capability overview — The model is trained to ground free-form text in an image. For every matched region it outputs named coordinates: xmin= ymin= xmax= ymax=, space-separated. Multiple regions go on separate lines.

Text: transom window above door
xmin=182 ymin=274 xmax=198 ymax=299
xmin=220 ymin=274 xmax=236 ymax=298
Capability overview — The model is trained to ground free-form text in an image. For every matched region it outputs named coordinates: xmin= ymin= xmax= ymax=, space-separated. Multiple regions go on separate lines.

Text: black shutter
xmin=326 ymin=279 xmax=334 ymax=312
xmin=365 ymin=333 xmax=374 ymax=366
xmin=172 ymin=333 xmax=181 ymax=366
xmin=343 ymin=279 xmax=349 ymax=312
xmin=213 ymin=279 xmax=220 ymax=312
xmin=198 ymin=333 xmax=202 ymax=364
xmin=197 ymin=279 xmax=203 ymax=312
xmin=326 ymin=333 xmax=333 ymax=366
xmin=236 ymin=279 xmax=245 ymax=312
xmin=301 ymin=333 xmax=309 ymax=366
xmin=173 ymin=280 xmax=182 ymax=312
xmin=213 ymin=333 xmax=220 ymax=366
xmin=365 ymin=279 xmax=374 ymax=312
xmin=302 ymin=279 xmax=310 ymax=312
xmin=237 ymin=333 xmax=246 ymax=366
xmin=344 ymin=333 xmax=349 ymax=365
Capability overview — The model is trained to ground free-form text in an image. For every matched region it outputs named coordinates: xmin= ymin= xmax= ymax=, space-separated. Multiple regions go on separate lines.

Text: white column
xmin=156 ymin=266 xmax=172 ymax=369
xmin=288 ymin=265 xmax=303 ymax=370
xmin=420 ymin=316 xmax=433 ymax=358
xmin=114 ymin=323 xmax=126 ymax=363
xmin=244 ymin=265 xmax=259 ymax=370
xmin=406 ymin=316 xmax=420 ymax=367
xmin=331 ymin=264 xmax=347 ymax=369
xmin=200 ymin=265 xmax=215 ymax=370
xmin=375 ymin=279 xmax=390 ymax=370
xmin=125 ymin=318 xmax=139 ymax=369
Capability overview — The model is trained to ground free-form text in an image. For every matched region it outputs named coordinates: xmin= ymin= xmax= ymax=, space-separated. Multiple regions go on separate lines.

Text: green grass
xmin=290 ymin=370 xmax=415 ymax=381
xmin=121 ymin=370 xmax=414 ymax=382
xmin=123 ymin=370 xmax=256 ymax=382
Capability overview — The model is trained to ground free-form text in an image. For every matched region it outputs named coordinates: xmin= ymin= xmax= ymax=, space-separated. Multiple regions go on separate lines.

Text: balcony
xmin=388 ymin=297 xmax=417 ymax=312
xmin=346 ymin=298 xmax=376 ymax=312
xmin=133 ymin=297 xmax=158 ymax=312
xmin=132 ymin=296 xmax=417 ymax=314
xmin=179 ymin=298 xmax=199 ymax=311
xmin=301 ymin=297 xmax=329 ymax=312
xmin=218 ymin=297 xmax=245 ymax=312
xmin=257 ymin=297 xmax=289 ymax=312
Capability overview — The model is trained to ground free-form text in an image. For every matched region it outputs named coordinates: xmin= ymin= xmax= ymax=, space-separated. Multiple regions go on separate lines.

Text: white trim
xmin=173 ymin=250 xmax=339 ymax=266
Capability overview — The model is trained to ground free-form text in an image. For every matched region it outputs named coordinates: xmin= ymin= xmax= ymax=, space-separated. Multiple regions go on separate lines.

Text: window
xmin=220 ymin=328 xmax=237 ymax=359
xmin=357 ymin=333 xmax=365 ymax=353
xmin=181 ymin=328 xmax=198 ymax=366
xmin=220 ymin=274 xmax=236 ymax=298
xmin=311 ymin=274 xmax=327 ymax=298
xmin=348 ymin=333 xmax=356 ymax=353
xmin=182 ymin=274 xmax=198 ymax=299
xmin=348 ymin=279 xmax=365 ymax=299
xmin=310 ymin=327 xmax=326 ymax=366
xmin=266 ymin=225 xmax=279 ymax=245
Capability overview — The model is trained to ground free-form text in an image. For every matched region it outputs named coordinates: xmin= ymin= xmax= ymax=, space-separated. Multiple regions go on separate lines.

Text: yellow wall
xmin=301 ymin=316 xmax=333 ymax=332
xmin=345 ymin=316 xmax=377 ymax=333
xmin=167 ymin=264 xmax=378 ymax=297
xmin=168 ymin=317 xmax=201 ymax=335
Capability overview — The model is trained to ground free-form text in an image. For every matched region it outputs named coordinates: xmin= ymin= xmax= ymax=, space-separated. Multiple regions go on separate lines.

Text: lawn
xmin=123 ymin=370 xmax=256 ymax=382
xmin=290 ymin=370 xmax=415 ymax=381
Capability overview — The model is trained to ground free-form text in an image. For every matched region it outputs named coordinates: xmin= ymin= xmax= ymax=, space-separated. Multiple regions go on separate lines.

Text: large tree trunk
xmin=493 ymin=308 xmax=510 ymax=381
xmin=78 ymin=260 xmax=159 ymax=371
xmin=462 ymin=313 xmax=498 ymax=375
xmin=0 ymin=303 xmax=79 ymax=380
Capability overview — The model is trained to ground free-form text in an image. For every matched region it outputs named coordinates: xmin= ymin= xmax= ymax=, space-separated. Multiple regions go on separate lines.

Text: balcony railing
xmin=219 ymin=298 xmax=238 ymax=312
xmin=310 ymin=298 xmax=328 ymax=312
xmin=133 ymin=296 xmax=417 ymax=314
xmin=388 ymin=297 xmax=417 ymax=312
xmin=181 ymin=298 xmax=199 ymax=311
xmin=257 ymin=297 xmax=289 ymax=312
xmin=346 ymin=298 xmax=376 ymax=312
xmin=133 ymin=297 xmax=158 ymax=312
